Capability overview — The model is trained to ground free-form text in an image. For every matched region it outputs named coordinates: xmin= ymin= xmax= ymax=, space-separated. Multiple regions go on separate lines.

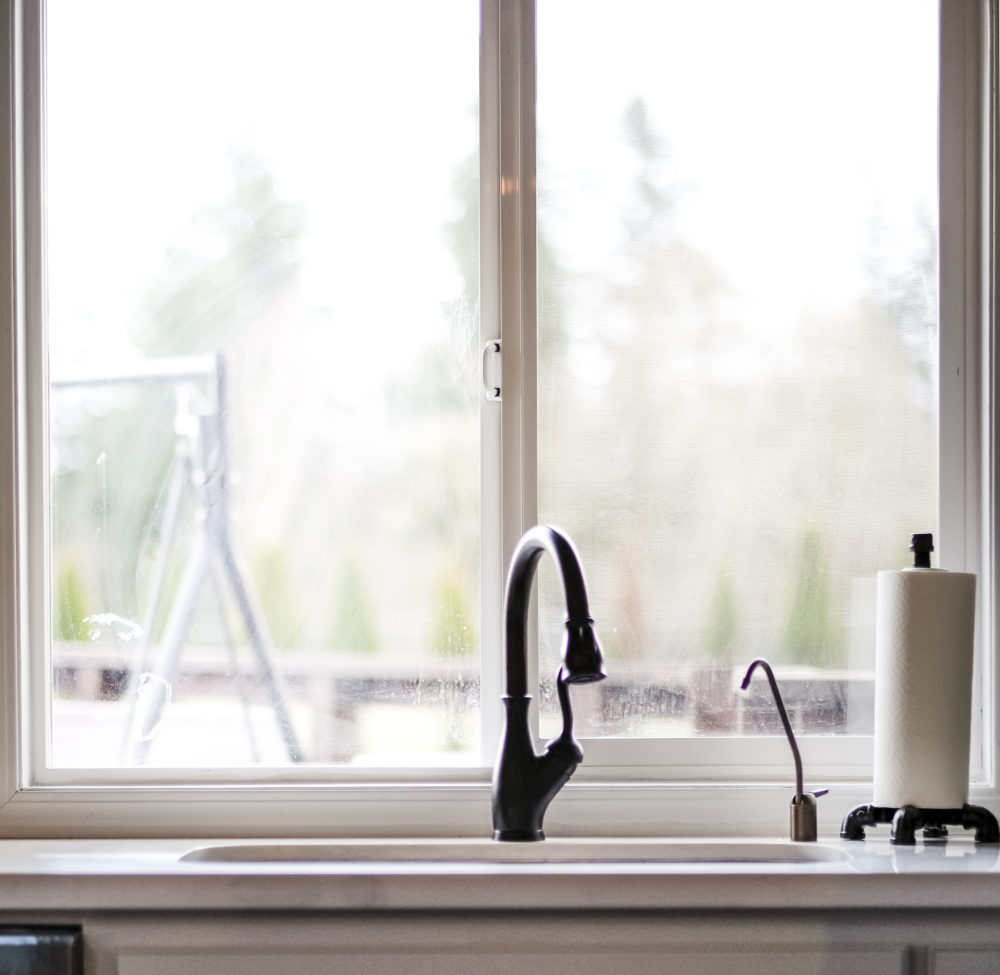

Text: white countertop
xmin=0 ymin=835 xmax=997 ymax=913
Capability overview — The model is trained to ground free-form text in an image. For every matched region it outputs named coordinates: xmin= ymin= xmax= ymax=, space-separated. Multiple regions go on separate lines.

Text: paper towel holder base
xmin=840 ymin=802 xmax=999 ymax=845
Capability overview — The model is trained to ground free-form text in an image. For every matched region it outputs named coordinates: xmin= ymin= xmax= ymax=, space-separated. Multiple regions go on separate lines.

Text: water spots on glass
xmin=135 ymin=674 xmax=172 ymax=743
xmin=83 ymin=613 xmax=143 ymax=644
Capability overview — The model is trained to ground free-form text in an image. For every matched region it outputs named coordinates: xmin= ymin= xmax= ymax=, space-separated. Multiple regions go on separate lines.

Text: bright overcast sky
xmin=46 ymin=0 xmax=936 ymax=368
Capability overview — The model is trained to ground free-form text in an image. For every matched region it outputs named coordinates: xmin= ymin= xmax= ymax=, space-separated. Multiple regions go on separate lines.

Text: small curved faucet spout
xmin=741 ymin=658 xmax=828 ymax=842
xmin=492 ymin=526 xmax=606 ymax=842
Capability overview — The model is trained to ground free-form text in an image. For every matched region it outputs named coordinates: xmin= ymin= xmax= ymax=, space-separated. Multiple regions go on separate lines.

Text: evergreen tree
xmin=429 ymin=568 xmax=476 ymax=659
xmin=139 ymin=150 xmax=306 ymax=356
xmin=55 ymin=555 xmax=93 ymax=642
xmin=329 ymin=551 xmax=379 ymax=655
xmin=781 ymin=528 xmax=843 ymax=668
xmin=702 ymin=568 xmax=739 ymax=664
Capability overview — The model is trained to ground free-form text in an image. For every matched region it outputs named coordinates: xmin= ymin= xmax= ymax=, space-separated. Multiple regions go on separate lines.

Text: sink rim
xmin=179 ymin=837 xmax=849 ymax=865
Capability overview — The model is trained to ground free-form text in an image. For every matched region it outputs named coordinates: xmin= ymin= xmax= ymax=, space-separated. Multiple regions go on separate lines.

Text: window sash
xmin=0 ymin=0 xmax=990 ymax=838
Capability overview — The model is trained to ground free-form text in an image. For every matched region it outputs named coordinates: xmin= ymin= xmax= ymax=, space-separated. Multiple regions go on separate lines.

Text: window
xmin=0 ymin=0 xmax=993 ymax=837
xmin=533 ymin=0 xmax=941 ymax=756
xmin=44 ymin=0 xmax=483 ymax=770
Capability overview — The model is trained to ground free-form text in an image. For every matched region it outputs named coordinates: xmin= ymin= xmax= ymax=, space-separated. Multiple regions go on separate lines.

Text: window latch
xmin=482 ymin=339 xmax=501 ymax=401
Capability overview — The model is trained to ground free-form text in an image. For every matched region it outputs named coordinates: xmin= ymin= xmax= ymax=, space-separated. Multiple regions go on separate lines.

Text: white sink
xmin=180 ymin=838 xmax=849 ymax=865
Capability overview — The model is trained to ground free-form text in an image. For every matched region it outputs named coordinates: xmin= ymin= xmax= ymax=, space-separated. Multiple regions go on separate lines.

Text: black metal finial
xmin=910 ymin=533 xmax=934 ymax=568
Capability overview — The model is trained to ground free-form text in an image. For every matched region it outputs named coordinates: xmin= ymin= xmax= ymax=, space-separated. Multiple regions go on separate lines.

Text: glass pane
xmin=536 ymin=0 xmax=938 ymax=739
xmin=46 ymin=1 xmax=480 ymax=767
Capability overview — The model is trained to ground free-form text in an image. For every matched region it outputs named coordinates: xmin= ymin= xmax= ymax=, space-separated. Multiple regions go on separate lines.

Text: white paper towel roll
xmin=872 ymin=567 xmax=976 ymax=809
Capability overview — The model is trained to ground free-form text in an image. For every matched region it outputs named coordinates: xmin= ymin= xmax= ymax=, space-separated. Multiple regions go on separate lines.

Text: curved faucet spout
xmin=493 ymin=526 xmax=606 ymax=842
xmin=503 ymin=526 xmax=606 ymax=698
xmin=741 ymin=657 xmax=828 ymax=841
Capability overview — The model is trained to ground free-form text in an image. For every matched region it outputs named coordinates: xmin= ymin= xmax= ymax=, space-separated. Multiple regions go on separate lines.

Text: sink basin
xmin=180 ymin=838 xmax=848 ymax=865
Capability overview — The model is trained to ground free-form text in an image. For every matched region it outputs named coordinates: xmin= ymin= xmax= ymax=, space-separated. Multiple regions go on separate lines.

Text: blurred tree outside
xmin=537 ymin=85 xmax=936 ymax=740
xmin=46 ymin=1 xmax=485 ymax=765
xmin=250 ymin=542 xmax=303 ymax=652
xmin=53 ymin=144 xmax=480 ymax=665
xmin=53 ymin=152 xmax=308 ymax=653
xmin=329 ymin=550 xmax=380 ymax=655
xmin=55 ymin=555 xmax=93 ymax=643
xmin=780 ymin=528 xmax=843 ymax=669
xmin=702 ymin=567 xmax=740 ymax=665
xmin=48 ymin=35 xmax=939 ymax=756
xmin=429 ymin=566 xmax=476 ymax=659
xmin=538 ymin=96 xmax=739 ymax=673
xmin=138 ymin=150 xmax=306 ymax=358
xmin=51 ymin=382 xmax=181 ymax=645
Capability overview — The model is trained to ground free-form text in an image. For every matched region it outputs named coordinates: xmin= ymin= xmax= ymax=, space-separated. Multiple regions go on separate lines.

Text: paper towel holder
xmin=840 ymin=530 xmax=1000 ymax=845
xmin=740 ymin=658 xmax=828 ymax=842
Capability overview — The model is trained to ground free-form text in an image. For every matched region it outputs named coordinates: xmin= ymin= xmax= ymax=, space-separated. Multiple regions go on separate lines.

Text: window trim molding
xmin=984 ymin=0 xmax=1000 ymax=795
xmin=0 ymin=0 xmax=994 ymax=839
xmin=0 ymin=0 xmax=21 ymax=811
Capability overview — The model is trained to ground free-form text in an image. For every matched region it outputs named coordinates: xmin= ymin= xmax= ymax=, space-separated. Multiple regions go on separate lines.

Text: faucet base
xmin=493 ymin=828 xmax=545 ymax=842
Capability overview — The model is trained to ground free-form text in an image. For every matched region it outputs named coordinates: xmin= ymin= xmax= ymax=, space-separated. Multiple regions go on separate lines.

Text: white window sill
xmin=2 ymin=780 xmax=997 ymax=841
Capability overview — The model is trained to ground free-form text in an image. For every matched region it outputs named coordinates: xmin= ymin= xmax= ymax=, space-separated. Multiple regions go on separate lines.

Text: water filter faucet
xmin=741 ymin=658 xmax=828 ymax=841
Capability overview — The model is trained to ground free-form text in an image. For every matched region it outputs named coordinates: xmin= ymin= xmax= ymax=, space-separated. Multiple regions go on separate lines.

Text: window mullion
xmin=0 ymin=0 xmax=23 ymax=803
xmin=18 ymin=0 xmax=46 ymax=789
xmin=479 ymin=0 xmax=503 ymax=763
xmin=988 ymin=0 xmax=1000 ymax=793
xmin=939 ymin=0 xmax=993 ymax=790
xmin=938 ymin=0 xmax=984 ymax=575
xmin=491 ymin=1 xmax=539 ymax=716
xmin=497 ymin=0 xmax=537 ymax=572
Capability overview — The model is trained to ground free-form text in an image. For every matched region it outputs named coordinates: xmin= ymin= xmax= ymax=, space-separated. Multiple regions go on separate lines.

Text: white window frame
xmin=0 ymin=0 xmax=992 ymax=839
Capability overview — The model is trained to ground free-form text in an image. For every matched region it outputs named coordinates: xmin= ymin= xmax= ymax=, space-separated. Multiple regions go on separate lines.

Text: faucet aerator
xmin=562 ymin=621 xmax=606 ymax=684
xmin=564 ymin=672 xmax=605 ymax=685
